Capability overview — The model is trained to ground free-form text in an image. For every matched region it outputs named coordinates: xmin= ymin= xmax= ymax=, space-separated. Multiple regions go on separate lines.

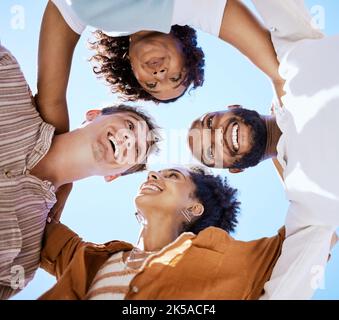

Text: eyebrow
xmin=127 ymin=114 xmax=143 ymax=159
xmin=160 ymin=169 xmax=186 ymax=180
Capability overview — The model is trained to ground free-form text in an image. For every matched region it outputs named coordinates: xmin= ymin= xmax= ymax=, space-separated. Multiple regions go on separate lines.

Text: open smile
xmin=108 ymin=132 xmax=121 ymax=160
xmin=224 ymin=120 xmax=240 ymax=155
xmin=231 ymin=123 xmax=240 ymax=152
xmin=139 ymin=181 xmax=164 ymax=194
xmin=198 ymin=114 xmax=240 ymax=155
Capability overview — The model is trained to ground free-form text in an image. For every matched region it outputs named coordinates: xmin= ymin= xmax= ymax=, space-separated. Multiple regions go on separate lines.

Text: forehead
xmin=159 ymin=167 xmax=191 ymax=177
xmin=111 ymin=111 xmax=150 ymax=128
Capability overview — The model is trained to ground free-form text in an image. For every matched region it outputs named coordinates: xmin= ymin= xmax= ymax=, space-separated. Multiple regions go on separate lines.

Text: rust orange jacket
xmin=39 ymin=222 xmax=284 ymax=300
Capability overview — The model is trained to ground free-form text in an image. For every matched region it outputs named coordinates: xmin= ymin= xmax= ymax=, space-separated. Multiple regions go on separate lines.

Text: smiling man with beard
xmin=188 ymin=0 xmax=339 ymax=299
xmin=0 ymin=44 xmax=159 ymax=299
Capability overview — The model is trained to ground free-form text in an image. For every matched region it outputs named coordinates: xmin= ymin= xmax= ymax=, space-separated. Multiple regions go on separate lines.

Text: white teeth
xmin=141 ymin=184 xmax=162 ymax=192
xmin=108 ymin=135 xmax=120 ymax=158
xmin=232 ymin=124 xmax=239 ymax=151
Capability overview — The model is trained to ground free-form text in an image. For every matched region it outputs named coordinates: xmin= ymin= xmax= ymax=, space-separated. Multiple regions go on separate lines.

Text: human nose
xmin=146 ymin=58 xmax=167 ymax=79
xmin=152 ymin=68 xmax=167 ymax=81
xmin=147 ymin=171 xmax=160 ymax=181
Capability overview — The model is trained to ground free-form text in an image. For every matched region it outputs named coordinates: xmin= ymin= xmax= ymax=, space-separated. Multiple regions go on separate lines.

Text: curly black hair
xmin=89 ymin=25 xmax=205 ymax=103
xmin=183 ymin=167 xmax=240 ymax=234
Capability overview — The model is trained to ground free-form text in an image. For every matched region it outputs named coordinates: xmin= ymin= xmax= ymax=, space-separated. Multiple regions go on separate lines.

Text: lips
xmin=224 ymin=120 xmax=240 ymax=155
xmin=139 ymin=182 xmax=164 ymax=194
xmin=231 ymin=123 xmax=239 ymax=151
xmin=107 ymin=132 xmax=121 ymax=160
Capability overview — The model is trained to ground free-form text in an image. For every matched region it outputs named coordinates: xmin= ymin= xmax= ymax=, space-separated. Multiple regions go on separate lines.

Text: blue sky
xmin=1 ymin=0 xmax=338 ymax=300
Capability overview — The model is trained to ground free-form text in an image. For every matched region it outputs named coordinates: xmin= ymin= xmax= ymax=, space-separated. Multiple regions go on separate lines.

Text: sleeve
xmin=171 ymin=0 xmax=227 ymax=36
xmin=0 ymin=285 xmax=18 ymax=300
xmin=251 ymin=0 xmax=324 ymax=61
xmin=40 ymin=222 xmax=86 ymax=278
xmin=260 ymin=201 xmax=335 ymax=300
xmin=51 ymin=0 xmax=86 ymax=35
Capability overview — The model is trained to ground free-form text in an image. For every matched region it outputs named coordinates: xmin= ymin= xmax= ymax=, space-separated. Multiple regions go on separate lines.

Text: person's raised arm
xmin=40 ymin=221 xmax=86 ymax=278
xmin=219 ymin=0 xmax=285 ymax=101
xmin=36 ymin=1 xmax=80 ymax=134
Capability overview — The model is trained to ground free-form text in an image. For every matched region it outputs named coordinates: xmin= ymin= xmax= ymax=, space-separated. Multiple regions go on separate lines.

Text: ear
xmin=104 ymin=174 xmax=121 ymax=182
xmin=189 ymin=203 xmax=205 ymax=217
xmin=228 ymin=168 xmax=244 ymax=174
xmin=227 ymin=104 xmax=242 ymax=110
xmin=86 ymin=109 xmax=101 ymax=122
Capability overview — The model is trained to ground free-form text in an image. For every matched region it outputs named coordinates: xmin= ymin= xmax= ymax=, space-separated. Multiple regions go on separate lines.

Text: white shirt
xmin=52 ymin=0 xmax=227 ymax=37
xmin=251 ymin=0 xmax=339 ymax=299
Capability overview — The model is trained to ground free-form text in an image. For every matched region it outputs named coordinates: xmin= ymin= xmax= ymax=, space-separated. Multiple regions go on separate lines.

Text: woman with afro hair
xmin=38 ymin=166 xmax=285 ymax=300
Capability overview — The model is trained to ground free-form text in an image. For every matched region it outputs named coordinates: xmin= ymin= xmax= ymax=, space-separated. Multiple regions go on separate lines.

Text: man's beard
xmin=229 ymin=108 xmax=267 ymax=170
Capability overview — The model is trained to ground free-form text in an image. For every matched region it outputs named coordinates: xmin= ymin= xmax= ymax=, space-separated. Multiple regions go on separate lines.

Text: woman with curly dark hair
xmin=90 ymin=26 xmax=204 ymax=103
xmin=38 ymin=166 xmax=285 ymax=300
xmin=37 ymin=0 xmax=284 ymax=133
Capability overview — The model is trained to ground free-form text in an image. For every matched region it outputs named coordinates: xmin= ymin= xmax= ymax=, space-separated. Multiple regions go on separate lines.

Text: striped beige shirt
xmin=86 ymin=251 xmax=139 ymax=300
xmin=0 ymin=45 xmax=56 ymax=299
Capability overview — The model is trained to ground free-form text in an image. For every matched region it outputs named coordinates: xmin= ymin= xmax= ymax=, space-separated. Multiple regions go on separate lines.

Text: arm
xmin=40 ymin=221 xmax=86 ymax=278
xmin=273 ymin=158 xmax=284 ymax=182
xmin=219 ymin=0 xmax=285 ymax=88
xmin=36 ymin=1 xmax=80 ymax=134
xmin=260 ymin=224 xmax=334 ymax=299
xmin=260 ymin=197 xmax=336 ymax=300
xmin=47 ymin=183 xmax=73 ymax=223
xmin=250 ymin=0 xmax=324 ymax=61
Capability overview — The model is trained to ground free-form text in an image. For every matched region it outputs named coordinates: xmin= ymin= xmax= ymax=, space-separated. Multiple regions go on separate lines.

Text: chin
xmin=134 ymin=192 xmax=151 ymax=208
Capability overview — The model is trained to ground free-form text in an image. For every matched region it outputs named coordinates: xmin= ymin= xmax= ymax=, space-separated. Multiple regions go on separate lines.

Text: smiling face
xmin=188 ymin=106 xmax=267 ymax=169
xmin=135 ymin=167 xmax=202 ymax=221
xmin=129 ymin=32 xmax=188 ymax=101
xmin=82 ymin=111 xmax=151 ymax=177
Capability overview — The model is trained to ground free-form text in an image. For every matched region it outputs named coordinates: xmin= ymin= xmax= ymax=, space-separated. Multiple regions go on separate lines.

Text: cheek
xmin=168 ymin=42 xmax=185 ymax=66
xmin=222 ymin=151 xmax=237 ymax=167
xmin=130 ymin=65 xmax=151 ymax=85
xmin=130 ymin=62 xmax=140 ymax=80
xmin=170 ymin=52 xmax=184 ymax=69
xmin=157 ymin=187 xmax=188 ymax=211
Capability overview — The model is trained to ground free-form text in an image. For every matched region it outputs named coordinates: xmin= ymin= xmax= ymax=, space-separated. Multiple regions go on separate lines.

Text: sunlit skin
xmin=132 ymin=167 xmax=204 ymax=253
xmin=129 ymin=31 xmax=188 ymax=101
xmin=189 ymin=108 xmax=253 ymax=168
xmin=31 ymin=111 xmax=151 ymax=188
xmin=188 ymin=106 xmax=282 ymax=172
xmin=84 ymin=111 xmax=150 ymax=174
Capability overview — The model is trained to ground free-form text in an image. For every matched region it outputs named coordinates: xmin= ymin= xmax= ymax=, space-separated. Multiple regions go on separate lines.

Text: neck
xmin=136 ymin=211 xmax=180 ymax=252
xmin=261 ymin=115 xmax=282 ymax=161
xmin=30 ymin=130 xmax=95 ymax=189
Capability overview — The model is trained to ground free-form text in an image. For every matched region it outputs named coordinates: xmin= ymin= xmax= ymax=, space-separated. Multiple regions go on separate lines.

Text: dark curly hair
xmin=183 ymin=167 xmax=240 ymax=234
xmin=89 ymin=25 xmax=205 ymax=103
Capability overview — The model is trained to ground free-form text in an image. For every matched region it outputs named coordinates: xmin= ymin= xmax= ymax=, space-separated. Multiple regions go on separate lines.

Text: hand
xmin=47 ymin=183 xmax=73 ymax=223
